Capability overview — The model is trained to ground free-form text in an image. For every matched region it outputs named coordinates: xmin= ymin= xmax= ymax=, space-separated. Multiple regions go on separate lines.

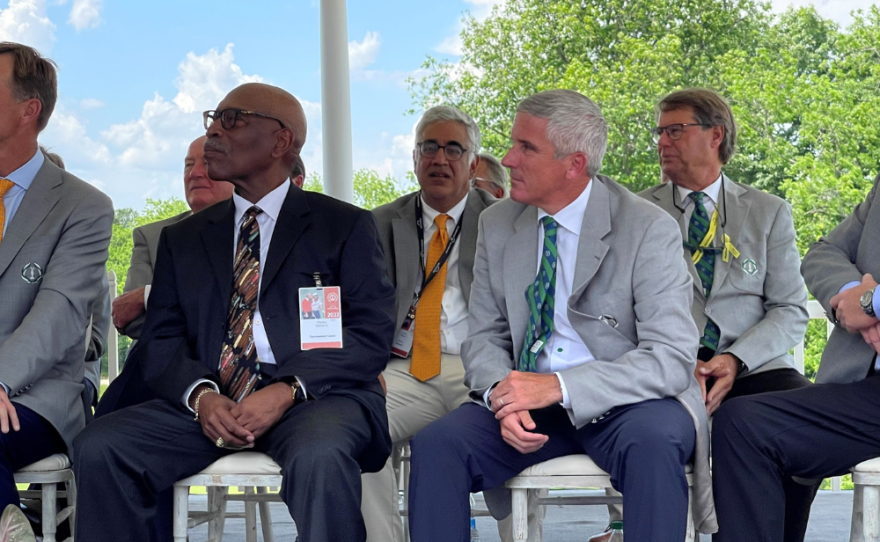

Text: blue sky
xmin=0 ymin=0 xmax=867 ymax=210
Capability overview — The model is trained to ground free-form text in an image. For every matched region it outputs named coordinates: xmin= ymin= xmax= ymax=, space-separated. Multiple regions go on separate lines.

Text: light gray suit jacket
xmin=802 ymin=172 xmax=880 ymax=383
xmin=462 ymin=176 xmax=716 ymax=533
xmin=640 ymin=176 xmax=808 ymax=376
xmin=372 ymin=189 xmax=496 ymax=333
xmin=120 ymin=211 xmax=191 ymax=340
xmin=83 ymin=272 xmax=111 ymax=395
xmin=0 ymin=159 xmax=113 ymax=449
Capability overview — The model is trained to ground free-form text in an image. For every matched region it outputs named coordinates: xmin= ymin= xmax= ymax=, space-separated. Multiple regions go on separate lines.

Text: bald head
xmin=222 ymin=83 xmax=307 ymax=153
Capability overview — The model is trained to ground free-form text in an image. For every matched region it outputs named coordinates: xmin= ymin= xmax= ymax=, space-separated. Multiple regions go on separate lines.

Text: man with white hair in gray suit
xmin=407 ymin=89 xmax=716 ymax=542
xmin=473 ymin=153 xmax=508 ymax=199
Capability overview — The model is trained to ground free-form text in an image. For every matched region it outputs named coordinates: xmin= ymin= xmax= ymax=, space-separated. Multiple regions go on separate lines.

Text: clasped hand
xmin=194 ymin=383 xmax=294 ymax=448
xmin=490 ymin=371 xmax=563 ymax=454
xmin=830 ymin=274 xmax=880 ymax=352
xmin=695 ymin=353 xmax=738 ymax=416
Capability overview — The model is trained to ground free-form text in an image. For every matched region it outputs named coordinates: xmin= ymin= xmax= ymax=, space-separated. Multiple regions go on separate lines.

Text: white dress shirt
xmin=675 ymin=174 xmax=723 ymax=226
xmin=418 ymin=193 xmax=470 ymax=355
xmin=1 ymin=149 xmax=43 ymax=236
xmin=184 ymin=181 xmax=299 ymax=408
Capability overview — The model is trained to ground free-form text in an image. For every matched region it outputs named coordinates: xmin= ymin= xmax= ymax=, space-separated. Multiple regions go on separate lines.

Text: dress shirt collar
xmin=2 ymin=149 xmax=44 ymax=191
xmin=419 ymin=191 xmax=469 ymax=227
xmin=232 ymin=180 xmax=290 ymax=226
xmin=675 ymin=173 xmax=723 ymax=208
xmin=537 ymin=179 xmax=593 ymax=236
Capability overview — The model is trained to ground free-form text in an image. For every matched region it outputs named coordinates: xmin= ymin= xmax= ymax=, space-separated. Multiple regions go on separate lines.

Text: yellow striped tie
xmin=0 ymin=179 xmax=14 ymax=245
xmin=410 ymin=214 xmax=450 ymax=381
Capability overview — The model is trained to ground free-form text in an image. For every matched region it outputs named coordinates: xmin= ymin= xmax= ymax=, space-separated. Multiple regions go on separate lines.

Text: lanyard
xmin=689 ymin=208 xmax=740 ymax=264
xmin=413 ymin=194 xmax=464 ymax=305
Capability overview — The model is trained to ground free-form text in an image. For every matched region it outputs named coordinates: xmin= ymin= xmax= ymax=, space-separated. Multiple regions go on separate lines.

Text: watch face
xmin=863 ymin=290 xmax=873 ymax=307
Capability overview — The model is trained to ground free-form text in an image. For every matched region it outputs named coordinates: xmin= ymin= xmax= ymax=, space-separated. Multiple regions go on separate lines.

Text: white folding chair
xmin=14 ymin=453 xmax=77 ymax=542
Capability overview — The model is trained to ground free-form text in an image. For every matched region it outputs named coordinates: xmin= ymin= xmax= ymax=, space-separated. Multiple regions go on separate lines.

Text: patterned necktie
xmin=218 ymin=206 xmax=263 ymax=401
xmin=687 ymin=192 xmax=720 ymax=352
xmin=410 ymin=214 xmax=450 ymax=381
xmin=0 ymin=179 xmax=15 ymax=245
xmin=519 ymin=216 xmax=558 ymax=372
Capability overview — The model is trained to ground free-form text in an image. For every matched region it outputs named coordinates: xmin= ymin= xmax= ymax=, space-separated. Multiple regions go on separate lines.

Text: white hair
xmin=517 ymin=90 xmax=608 ymax=177
xmin=476 ymin=153 xmax=508 ymax=196
xmin=415 ymin=105 xmax=482 ymax=167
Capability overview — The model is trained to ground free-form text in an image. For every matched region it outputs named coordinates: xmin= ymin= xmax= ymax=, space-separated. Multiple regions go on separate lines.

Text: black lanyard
xmin=414 ymin=194 xmax=464 ymax=303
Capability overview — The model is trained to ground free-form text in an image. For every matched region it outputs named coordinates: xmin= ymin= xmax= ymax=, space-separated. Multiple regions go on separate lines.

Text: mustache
xmin=203 ymin=139 xmax=229 ymax=154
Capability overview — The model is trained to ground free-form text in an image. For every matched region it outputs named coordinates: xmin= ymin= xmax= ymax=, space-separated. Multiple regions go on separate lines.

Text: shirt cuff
xmin=555 ymin=372 xmax=571 ymax=409
xmin=183 ymin=379 xmax=219 ymax=413
xmin=482 ymin=383 xmax=498 ymax=410
xmin=840 ymin=281 xmax=861 ymax=294
xmin=295 ymin=376 xmax=307 ymax=398
xmin=144 ymin=284 xmax=152 ymax=308
xmin=0 ymin=382 xmax=9 ymax=395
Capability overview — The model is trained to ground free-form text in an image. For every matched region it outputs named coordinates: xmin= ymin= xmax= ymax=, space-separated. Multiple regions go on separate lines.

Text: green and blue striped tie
xmin=519 ymin=216 xmax=558 ymax=372
xmin=688 ymin=192 xmax=720 ymax=351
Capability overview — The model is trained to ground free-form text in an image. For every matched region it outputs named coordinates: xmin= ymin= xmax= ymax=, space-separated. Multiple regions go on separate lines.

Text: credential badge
xmin=741 ymin=258 xmax=758 ymax=276
xmin=21 ymin=262 xmax=43 ymax=284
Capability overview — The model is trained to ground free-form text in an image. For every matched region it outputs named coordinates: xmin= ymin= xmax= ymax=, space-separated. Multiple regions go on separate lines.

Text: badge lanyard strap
xmin=411 ymin=194 xmax=465 ymax=313
xmin=690 ymin=209 xmax=740 ymax=264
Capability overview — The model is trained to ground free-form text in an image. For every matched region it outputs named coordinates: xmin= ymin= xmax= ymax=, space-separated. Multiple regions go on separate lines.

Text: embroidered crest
xmin=741 ymin=258 xmax=758 ymax=276
xmin=21 ymin=262 xmax=43 ymax=284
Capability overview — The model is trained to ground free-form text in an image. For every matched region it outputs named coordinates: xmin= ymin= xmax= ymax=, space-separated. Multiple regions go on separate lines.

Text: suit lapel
xmin=261 ymin=187 xmax=310 ymax=295
xmin=504 ymin=205 xmax=538 ymax=359
xmin=651 ymin=183 xmax=703 ymax=300
xmin=391 ymin=197 xmax=421 ymax=310
xmin=201 ymin=201 xmax=235 ymax=303
xmin=458 ymin=190 xmax=485 ymax=305
xmin=709 ymin=175 xmax=749 ymax=296
xmin=0 ymin=162 xmax=62 ymax=280
xmin=570 ymin=179 xmax=611 ymax=302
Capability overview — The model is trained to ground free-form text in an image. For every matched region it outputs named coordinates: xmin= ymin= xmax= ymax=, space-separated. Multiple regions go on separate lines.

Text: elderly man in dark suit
xmin=74 ymin=82 xmax=396 ymax=542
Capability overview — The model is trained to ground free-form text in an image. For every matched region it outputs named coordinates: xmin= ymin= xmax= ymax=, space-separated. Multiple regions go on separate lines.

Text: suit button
xmin=705 ymin=308 xmax=712 ymax=315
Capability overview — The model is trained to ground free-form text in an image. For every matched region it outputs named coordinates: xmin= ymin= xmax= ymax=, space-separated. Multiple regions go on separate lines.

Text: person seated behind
xmin=0 ymin=41 xmax=113 ymax=512
xmin=74 ymin=82 xmax=396 ymax=542
xmin=472 ymin=152 xmax=508 ymax=199
xmin=407 ymin=89 xmax=717 ymax=542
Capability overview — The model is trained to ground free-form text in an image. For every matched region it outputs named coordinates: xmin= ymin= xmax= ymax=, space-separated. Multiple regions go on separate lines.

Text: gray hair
xmin=40 ymin=145 xmax=64 ymax=170
xmin=517 ymin=90 xmax=608 ymax=177
xmin=476 ymin=153 xmax=508 ymax=196
xmin=414 ymin=105 xmax=481 ymax=166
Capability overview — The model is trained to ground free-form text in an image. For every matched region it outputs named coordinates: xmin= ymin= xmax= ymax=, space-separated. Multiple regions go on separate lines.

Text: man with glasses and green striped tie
xmin=407 ymin=89 xmax=716 ymax=542
xmin=637 ymin=88 xmax=816 ymax=542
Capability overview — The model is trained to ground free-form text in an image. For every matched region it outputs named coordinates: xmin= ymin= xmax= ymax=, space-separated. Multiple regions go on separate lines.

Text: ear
xmin=20 ymin=98 xmax=41 ymax=129
xmin=293 ymin=174 xmax=304 ymax=188
xmin=468 ymin=153 xmax=481 ymax=179
xmin=272 ymin=128 xmax=295 ymax=158
xmin=565 ymin=152 xmax=589 ymax=180
xmin=710 ymin=126 xmax=725 ymax=150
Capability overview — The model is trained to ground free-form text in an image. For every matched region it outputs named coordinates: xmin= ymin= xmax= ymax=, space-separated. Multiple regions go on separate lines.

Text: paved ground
xmin=187 ymin=489 xmax=855 ymax=541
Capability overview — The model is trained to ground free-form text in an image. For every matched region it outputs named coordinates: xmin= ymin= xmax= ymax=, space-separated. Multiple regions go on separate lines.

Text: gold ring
xmin=215 ymin=437 xmax=225 ymax=448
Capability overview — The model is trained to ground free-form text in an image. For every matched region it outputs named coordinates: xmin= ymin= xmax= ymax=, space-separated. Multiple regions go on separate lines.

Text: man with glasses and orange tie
xmin=632 ymin=88 xmax=816 ymax=542
xmin=73 ymin=82 xmax=396 ymax=542
xmin=364 ymin=105 xmax=540 ymax=542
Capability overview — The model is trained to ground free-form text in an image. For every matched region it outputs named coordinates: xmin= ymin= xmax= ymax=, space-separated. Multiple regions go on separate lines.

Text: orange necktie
xmin=410 ymin=214 xmax=450 ymax=381
xmin=0 ymin=179 xmax=14 ymax=245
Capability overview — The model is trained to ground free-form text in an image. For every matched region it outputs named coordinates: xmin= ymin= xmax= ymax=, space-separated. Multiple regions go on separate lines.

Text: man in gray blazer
xmin=112 ymin=135 xmax=233 ymax=339
xmin=711 ymin=170 xmax=880 ymax=540
xmin=0 ymin=42 xmax=113 ymax=511
xmin=635 ymin=88 xmax=815 ymax=542
xmin=408 ymin=90 xmax=716 ymax=542
xmin=363 ymin=105 xmax=508 ymax=542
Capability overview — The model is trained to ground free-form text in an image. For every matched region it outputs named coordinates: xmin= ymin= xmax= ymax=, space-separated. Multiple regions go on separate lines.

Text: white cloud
xmin=770 ymin=0 xmax=876 ymax=26
xmin=435 ymin=0 xmax=506 ymax=57
xmin=348 ymin=31 xmax=381 ymax=71
xmin=67 ymin=0 xmax=101 ymax=31
xmin=172 ymin=44 xmax=263 ymax=113
xmin=79 ymin=97 xmax=104 ymax=109
xmin=41 ymin=106 xmax=112 ymax=169
xmin=435 ymin=34 xmax=462 ymax=56
xmin=0 ymin=0 xmax=55 ymax=54
xmin=358 ymin=122 xmax=417 ymax=183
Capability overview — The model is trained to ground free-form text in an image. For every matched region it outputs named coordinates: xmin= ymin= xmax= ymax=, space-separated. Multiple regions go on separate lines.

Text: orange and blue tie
xmin=0 ymin=179 xmax=14 ymax=245
xmin=519 ymin=216 xmax=558 ymax=372
xmin=218 ymin=206 xmax=263 ymax=401
xmin=688 ymin=192 xmax=720 ymax=351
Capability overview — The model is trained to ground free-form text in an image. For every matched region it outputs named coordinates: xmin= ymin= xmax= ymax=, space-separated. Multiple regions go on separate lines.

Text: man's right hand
xmin=0 ymin=388 xmax=20 ymax=435
xmin=499 ymin=410 xmax=548 ymax=454
xmin=112 ymin=286 xmax=147 ymax=330
xmin=191 ymin=389 xmax=254 ymax=448
xmin=861 ymin=321 xmax=880 ymax=353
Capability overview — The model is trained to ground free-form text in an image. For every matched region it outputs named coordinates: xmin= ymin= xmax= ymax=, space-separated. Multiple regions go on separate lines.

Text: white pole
xmin=107 ymin=270 xmax=119 ymax=383
xmin=320 ymin=0 xmax=354 ymax=203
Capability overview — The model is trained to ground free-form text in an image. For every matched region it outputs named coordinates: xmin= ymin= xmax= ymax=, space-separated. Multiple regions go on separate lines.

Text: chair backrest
xmin=792 ymin=299 xmax=830 ymax=376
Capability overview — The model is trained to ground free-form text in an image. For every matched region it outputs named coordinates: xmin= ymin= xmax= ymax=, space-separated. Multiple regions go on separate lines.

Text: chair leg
xmin=244 ymin=487 xmax=257 ymax=542
xmin=863 ymin=485 xmax=880 ymax=542
xmin=685 ymin=485 xmax=695 ymax=542
xmin=42 ymin=483 xmax=58 ymax=542
xmin=511 ymin=488 xmax=528 ymax=542
xmin=853 ymin=484 xmax=866 ymax=542
xmin=256 ymin=486 xmax=275 ymax=542
xmin=173 ymin=485 xmax=190 ymax=542
xmin=402 ymin=455 xmax=411 ymax=542
xmin=207 ymin=486 xmax=227 ymax=542
xmin=66 ymin=477 xmax=77 ymax=541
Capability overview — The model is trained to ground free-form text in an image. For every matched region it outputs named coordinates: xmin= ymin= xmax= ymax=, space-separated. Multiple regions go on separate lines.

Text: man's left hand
xmin=698 ymin=353 xmax=739 ymax=416
xmin=830 ymin=274 xmax=879 ymax=333
xmin=491 ymin=371 xmax=563 ymax=420
xmin=230 ymin=383 xmax=295 ymax=439
xmin=111 ymin=287 xmax=147 ymax=330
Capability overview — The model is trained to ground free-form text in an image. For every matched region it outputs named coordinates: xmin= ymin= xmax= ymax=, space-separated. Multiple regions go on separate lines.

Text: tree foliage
xmin=303 ymin=169 xmax=417 ymax=210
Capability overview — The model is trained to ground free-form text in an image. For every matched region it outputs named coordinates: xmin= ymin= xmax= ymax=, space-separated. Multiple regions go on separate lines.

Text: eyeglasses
xmin=650 ymin=123 xmax=710 ymax=143
xmin=417 ymin=141 xmax=468 ymax=161
xmin=203 ymin=109 xmax=286 ymax=131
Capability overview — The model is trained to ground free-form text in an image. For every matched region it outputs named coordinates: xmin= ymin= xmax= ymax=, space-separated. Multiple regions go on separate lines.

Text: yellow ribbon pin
xmin=691 ymin=210 xmax=740 ymax=264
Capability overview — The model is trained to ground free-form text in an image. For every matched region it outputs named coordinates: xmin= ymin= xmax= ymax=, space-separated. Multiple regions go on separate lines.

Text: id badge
xmin=299 ymin=286 xmax=343 ymax=350
xmin=391 ymin=300 xmax=418 ymax=358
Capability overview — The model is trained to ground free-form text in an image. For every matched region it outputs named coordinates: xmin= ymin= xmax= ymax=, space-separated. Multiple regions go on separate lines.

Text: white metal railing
xmin=107 ymin=270 xmax=119 ymax=383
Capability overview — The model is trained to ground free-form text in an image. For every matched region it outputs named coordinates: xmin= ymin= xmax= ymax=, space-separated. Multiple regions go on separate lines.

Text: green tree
xmin=303 ymin=169 xmax=417 ymax=210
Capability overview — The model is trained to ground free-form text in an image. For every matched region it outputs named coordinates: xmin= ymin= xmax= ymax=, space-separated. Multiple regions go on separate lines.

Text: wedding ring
xmin=216 ymin=437 xmax=225 ymax=448
xmin=498 ymin=397 xmax=504 ymax=406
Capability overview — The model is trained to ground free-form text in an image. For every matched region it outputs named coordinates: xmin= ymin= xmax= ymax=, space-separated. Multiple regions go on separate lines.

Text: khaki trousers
xmin=362 ymin=355 xmax=544 ymax=542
